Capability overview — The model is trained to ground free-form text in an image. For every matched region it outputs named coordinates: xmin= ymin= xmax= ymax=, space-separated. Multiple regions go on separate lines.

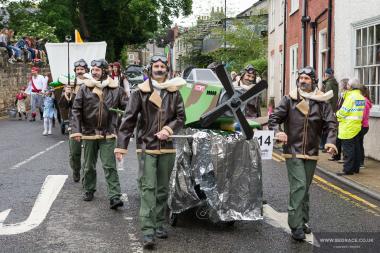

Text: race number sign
xmin=253 ymin=130 xmax=274 ymax=160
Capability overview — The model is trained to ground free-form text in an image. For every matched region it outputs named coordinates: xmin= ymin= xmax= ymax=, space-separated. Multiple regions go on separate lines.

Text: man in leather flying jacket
xmin=268 ymin=66 xmax=337 ymax=241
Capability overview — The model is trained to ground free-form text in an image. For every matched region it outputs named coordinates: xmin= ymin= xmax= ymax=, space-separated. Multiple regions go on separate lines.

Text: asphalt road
xmin=0 ymin=119 xmax=379 ymax=253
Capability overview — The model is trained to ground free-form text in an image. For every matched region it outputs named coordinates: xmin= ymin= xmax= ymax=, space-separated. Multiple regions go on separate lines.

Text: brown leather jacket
xmin=70 ymin=77 xmax=127 ymax=140
xmin=235 ymin=80 xmax=261 ymax=118
xmin=115 ymin=79 xmax=185 ymax=155
xmin=58 ymin=78 xmax=85 ymax=124
xmin=268 ymin=89 xmax=337 ymax=160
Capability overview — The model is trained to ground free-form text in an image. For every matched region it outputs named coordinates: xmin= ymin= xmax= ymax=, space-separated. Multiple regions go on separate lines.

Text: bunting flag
xmin=75 ymin=29 xmax=83 ymax=43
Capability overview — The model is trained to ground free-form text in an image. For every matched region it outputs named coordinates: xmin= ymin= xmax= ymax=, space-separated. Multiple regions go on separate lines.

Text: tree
xmin=206 ymin=15 xmax=268 ymax=72
xmin=72 ymin=0 xmax=192 ymax=60
xmin=4 ymin=0 xmax=193 ymax=60
xmin=6 ymin=1 xmax=58 ymax=42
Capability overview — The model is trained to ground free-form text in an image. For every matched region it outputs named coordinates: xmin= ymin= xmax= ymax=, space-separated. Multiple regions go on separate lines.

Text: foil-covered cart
xmin=168 ymin=65 xmax=268 ymax=226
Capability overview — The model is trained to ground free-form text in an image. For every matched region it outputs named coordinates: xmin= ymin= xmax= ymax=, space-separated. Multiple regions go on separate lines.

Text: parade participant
xmin=42 ymin=87 xmax=55 ymax=135
xmin=26 ymin=67 xmax=47 ymax=121
xmin=269 ymin=66 xmax=337 ymax=241
xmin=115 ymin=54 xmax=185 ymax=249
xmin=336 ymin=78 xmax=365 ymax=175
xmin=108 ymin=63 xmax=113 ymax=77
xmin=70 ymin=59 xmax=126 ymax=209
xmin=59 ymin=59 xmax=89 ymax=182
xmin=234 ymin=64 xmax=261 ymax=118
xmin=319 ymin=68 xmax=339 ymax=151
xmin=15 ymin=86 xmax=27 ymax=120
xmin=112 ymin=62 xmax=130 ymax=97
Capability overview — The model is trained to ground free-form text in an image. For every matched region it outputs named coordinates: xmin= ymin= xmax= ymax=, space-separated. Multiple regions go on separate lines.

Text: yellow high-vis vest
xmin=336 ymin=89 xmax=365 ymax=139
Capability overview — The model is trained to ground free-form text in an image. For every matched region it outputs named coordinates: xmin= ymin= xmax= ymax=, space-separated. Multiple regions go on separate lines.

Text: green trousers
xmin=285 ymin=158 xmax=316 ymax=230
xmin=69 ymin=138 xmax=82 ymax=174
xmin=82 ymin=139 xmax=121 ymax=200
xmin=137 ymin=153 xmax=175 ymax=235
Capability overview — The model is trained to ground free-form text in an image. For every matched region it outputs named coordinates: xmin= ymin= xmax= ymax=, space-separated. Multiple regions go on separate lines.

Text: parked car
xmin=123 ymin=64 xmax=144 ymax=90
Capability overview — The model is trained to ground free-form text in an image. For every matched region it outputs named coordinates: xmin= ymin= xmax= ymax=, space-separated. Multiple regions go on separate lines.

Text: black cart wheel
xmin=169 ymin=212 xmax=178 ymax=227
xmin=61 ymin=122 xmax=66 ymax=135
xmin=226 ymin=221 xmax=235 ymax=227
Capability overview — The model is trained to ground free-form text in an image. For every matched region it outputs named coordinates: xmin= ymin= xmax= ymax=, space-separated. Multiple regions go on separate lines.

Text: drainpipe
xmin=301 ymin=0 xmax=311 ymax=67
xmin=327 ymin=0 xmax=333 ymax=68
xmin=282 ymin=0 xmax=287 ymax=96
xmin=310 ymin=9 xmax=328 ymax=69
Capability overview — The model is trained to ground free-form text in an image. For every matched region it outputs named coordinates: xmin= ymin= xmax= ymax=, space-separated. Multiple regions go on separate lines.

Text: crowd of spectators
xmin=0 ymin=28 xmax=47 ymax=64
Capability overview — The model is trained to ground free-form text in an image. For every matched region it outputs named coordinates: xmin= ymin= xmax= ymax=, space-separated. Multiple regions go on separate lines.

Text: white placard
xmin=253 ymin=130 xmax=274 ymax=160
xmin=45 ymin=42 xmax=107 ymax=82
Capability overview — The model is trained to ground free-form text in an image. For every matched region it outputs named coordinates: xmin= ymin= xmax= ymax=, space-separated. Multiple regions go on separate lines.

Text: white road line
xmin=0 ymin=175 xmax=68 ymax=235
xmin=9 ymin=141 xmax=65 ymax=170
xmin=121 ymin=192 xmax=143 ymax=253
xmin=263 ymin=204 xmax=315 ymax=246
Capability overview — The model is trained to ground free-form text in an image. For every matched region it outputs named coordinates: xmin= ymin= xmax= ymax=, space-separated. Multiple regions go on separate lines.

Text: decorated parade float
xmin=168 ymin=64 xmax=269 ymax=226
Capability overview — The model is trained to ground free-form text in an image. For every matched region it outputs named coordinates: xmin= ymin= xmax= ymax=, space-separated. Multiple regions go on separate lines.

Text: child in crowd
xmin=15 ymin=86 xmax=28 ymax=120
xmin=42 ymin=87 xmax=55 ymax=135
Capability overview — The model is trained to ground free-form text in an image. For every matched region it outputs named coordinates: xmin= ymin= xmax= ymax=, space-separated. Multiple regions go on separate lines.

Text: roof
xmin=236 ymin=0 xmax=267 ymax=17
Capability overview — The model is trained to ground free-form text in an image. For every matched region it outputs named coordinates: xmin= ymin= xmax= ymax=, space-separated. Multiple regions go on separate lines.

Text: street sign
xmin=253 ymin=130 xmax=274 ymax=160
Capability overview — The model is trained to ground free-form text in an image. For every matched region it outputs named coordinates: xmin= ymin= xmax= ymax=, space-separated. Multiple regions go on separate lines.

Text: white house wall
xmin=334 ymin=0 xmax=380 ymax=161
xmin=267 ymin=0 xmax=285 ymax=106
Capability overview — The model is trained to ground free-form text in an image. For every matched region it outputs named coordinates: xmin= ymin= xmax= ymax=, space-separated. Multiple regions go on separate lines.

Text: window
xmin=309 ymin=34 xmax=314 ymax=67
xmin=290 ymin=0 xmax=299 ymax=15
xmin=128 ymin=54 xmax=134 ymax=60
xmin=269 ymin=0 xmax=275 ymax=32
xmin=318 ymin=29 xmax=328 ymax=87
xmin=290 ymin=44 xmax=298 ymax=91
xmin=279 ymin=0 xmax=285 ymax=25
xmin=354 ymin=23 xmax=380 ymax=109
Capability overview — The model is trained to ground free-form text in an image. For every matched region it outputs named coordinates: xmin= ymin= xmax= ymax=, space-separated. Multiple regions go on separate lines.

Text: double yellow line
xmin=272 ymin=152 xmax=285 ymax=162
xmin=272 ymin=152 xmax=379 ymax=213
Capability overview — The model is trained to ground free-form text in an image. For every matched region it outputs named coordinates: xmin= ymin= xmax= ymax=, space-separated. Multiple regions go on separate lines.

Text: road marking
xmin=271 ymin=152 xmax=379 ymax=211
xmin=0 ymin=175 xmax=67 ymax=235
xmin=263 ymin=204 xmax=315 ymax=245
xmin=121 ymin=193 xmax=129 ymax=203
xmin=313 ymin=180 xmax=380 ymax=217
xmin=313 ymin=175 xmax=378 ymax=209
xmin=9 ymin=141 xmax=65 ymax=170
xmin=272 ymin=152 xmax=285 ymax=161
xmin=121 ymin=192 xmax=143 ymax=253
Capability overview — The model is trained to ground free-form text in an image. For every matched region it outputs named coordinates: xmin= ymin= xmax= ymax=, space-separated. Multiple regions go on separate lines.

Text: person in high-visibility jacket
xmin=336 ymin=78 xmax=365 ymax=175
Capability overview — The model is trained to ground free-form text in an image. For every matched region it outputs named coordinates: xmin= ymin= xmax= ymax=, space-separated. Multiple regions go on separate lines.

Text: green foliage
xmin=38 ymin=0 xmax=74 ymax=41
xmin=244 ymin=57 xmax=268 ymax=77
xmin=182 ymin=52 xmax=214 ymax=68
xmin=4 ymin=0 xmax=193 ymax=60
xmin=7 ymin=1 xmax=58 ymax=42
xmin=206 ymin=16 xmax=268 ymax=71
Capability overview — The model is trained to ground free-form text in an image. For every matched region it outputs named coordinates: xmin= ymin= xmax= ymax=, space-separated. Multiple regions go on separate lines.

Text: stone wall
xmin=0 ymin=48 xmax=50 ymax=117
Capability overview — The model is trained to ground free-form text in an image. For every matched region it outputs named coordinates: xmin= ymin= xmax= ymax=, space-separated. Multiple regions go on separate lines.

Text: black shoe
xmin=29 ymin=117 xmax=35 ymax=122
xmin=336 ymin=172 xmax=354 ymax=176
xmin=328 ymin=157 xmax=339 ymax=161
xmin=303 ymin=224 xmax=312 ymax=234
xmin=73 ymin=172 xmax=80 ymax=182
xmin=143 ymin=234 xmax=155 ymax=249
xmin=110 ymin=197 xmax=124 ymax=209
xmin=291 ymin=228 xmax=306 ymax=241
xmin=83 ymin=192 xmax=94 ymax=201
xmin=155 ymin=226 xmax=168 ymax=239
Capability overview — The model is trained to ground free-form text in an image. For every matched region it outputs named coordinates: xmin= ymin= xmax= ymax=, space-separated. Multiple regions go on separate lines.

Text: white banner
xmin=45 ymin=42 xmax=107 ymax=81
xmin=253 ymin=130 xmax=274 ymax=160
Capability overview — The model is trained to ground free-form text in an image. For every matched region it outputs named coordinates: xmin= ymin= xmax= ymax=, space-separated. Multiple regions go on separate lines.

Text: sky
xmin=173 ymin=0 xmax=259 ymax=27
